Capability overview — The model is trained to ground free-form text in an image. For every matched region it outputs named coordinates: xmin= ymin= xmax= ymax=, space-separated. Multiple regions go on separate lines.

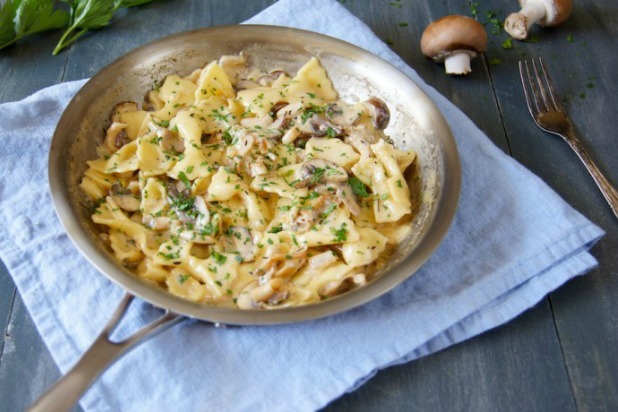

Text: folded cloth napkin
xmin=0 ymin=0 xmax=605 ymax=410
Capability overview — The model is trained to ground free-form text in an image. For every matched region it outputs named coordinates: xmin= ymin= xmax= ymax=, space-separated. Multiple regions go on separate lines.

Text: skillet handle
xmin=28 ymin=292 xmax=184 ymax=412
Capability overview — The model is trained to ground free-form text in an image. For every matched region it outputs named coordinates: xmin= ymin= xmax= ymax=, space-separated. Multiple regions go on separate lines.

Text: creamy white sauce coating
xmin=80 ymin=54 xmax=418 ymax=309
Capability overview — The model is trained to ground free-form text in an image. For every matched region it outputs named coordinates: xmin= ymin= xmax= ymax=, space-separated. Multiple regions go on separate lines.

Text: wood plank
xmin=0 ymin=262 xmax=15 ymax=357
xmin=484 ymin=0 xmax=618 ymax=410
xmin=0 ymin=23 xmax=67 ymax=102
xmin=0 ymin=294 xmax=75 ymax=411
xmin=324 ymin=301 xmax=576 ymax=412
xmin=60 ymin=0 xmax=275 ymax=81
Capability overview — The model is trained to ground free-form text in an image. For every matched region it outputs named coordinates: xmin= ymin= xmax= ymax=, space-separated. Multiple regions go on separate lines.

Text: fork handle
xmin=563 ymin=131 xmax=618 ymax=219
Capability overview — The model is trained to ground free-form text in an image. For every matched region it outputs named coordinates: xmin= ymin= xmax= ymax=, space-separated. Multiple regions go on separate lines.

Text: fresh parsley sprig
xmin=0 ymin=0 xmax=69 ymax=50
xmin=53 ymin=0 xmax=157 ymax=55
xmin=0 ymin=0 xmax=158 ymax=54
xmin=53 ymin=0 xmax=115 ymax=55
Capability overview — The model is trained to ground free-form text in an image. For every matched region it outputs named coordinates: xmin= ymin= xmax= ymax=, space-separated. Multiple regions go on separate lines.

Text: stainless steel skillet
xmin=35 ymin=25 xmax=460 ymax=411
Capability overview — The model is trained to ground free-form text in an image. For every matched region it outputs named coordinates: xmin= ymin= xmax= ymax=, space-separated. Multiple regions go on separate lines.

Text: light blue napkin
xmin=0 ymin=0 xmax=604 ymax=411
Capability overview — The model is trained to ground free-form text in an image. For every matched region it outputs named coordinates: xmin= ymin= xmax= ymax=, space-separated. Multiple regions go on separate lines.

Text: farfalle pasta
xmin=80 ymin=54 xmax=419 ymax=309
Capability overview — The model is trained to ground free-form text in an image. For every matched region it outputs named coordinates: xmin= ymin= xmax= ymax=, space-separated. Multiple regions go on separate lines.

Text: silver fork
xmin=519 ymin=58 xmax=618 ymax=219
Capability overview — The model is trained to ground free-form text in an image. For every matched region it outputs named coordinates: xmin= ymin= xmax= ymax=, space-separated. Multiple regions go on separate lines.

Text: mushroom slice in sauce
xmin=319 ymin=273 xmax=366 ymax=298
xmin=105 ymin=122 xmax=130 ymax=153
xmin=228 ymin=226 xmax=257 ymax=262
xmin=336 ymin=183 xmax=361 ymax=216
xmin=236 ymin=278 xmax=288 ymax=309
xmin=258 ymin=244 xmax=307 ymax=279
xmin=147 ymin=120 xmax=184 ymax=153
xmin=257 ymin=70 xmax=286 ymax=87
xmin=363 ymin=97 xmax=390 ymax=130
xmin=325 ymin=102 xmax=362 ymax=127
xmin=166 ymin=181 xmax=195 ymax=223
xmin=110 ymin=182 xmax=141 ymax=212
xmin=297 ymin=113 xmax=342 ymax=137
xmin=295 ymin=159 xmax=348 ymax=188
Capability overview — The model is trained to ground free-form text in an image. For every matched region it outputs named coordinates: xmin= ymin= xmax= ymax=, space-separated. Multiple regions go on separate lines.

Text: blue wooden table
xmin=1 ymin=1 xmax=616 ymax=410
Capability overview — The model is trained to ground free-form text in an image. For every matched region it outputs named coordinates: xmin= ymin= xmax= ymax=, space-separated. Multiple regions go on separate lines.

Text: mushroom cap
xmin=420 ymin=15 xmax=487 ymax=62
xmin=519 ymin=0 xmax=573 ymax=27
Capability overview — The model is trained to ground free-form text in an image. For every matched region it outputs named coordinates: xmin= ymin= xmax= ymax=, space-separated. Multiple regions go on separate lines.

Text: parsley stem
xmin=53 ymin=26 xmax=88 ymax=55
xmin=0 ymin=37 xmax=18 ymax=50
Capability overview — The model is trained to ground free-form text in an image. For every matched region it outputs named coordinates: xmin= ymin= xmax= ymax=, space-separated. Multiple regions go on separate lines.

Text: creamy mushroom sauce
xmin=80 ymin=55 xmax=419 ymax=309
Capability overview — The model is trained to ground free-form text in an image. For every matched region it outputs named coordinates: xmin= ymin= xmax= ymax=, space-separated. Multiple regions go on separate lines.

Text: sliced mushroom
xmin=293 ymin=208 xmax=319 ymax=232
xmin=319 ymin=273 xmax=366 ymax=298
xmin=144 ymin=90 xmax=164 ymax=111
xmin=296 ymin=113 xmax=342 ymax=137
xmin=325 ymin=102 xmax=362 ymax=127
xmin=271 ymin=102 xmax=304 ymax=132
xmin=193 ymin=196 xmax=210 ymax=226
xmin=236 ymin=278 xmax=288 ymax=309
xmin=308 ymin=250 xmax=338 ymax=269
xmin=166 ymin=182 xmax=195 ymax=223
xmin=336 ymin=183 xmax=361 ymax=216
xmin=228 ymin=226 xmax=256 ymax=262
xmin=258 ymin=244 xmax=307 ymax=279
xmin=267 ymin=290 xmax=290 ymax=305
xmin=295 ymin=158 xmax=348 ymax=188
xmin=248 ymin=156 xmax=269 ymax=177
xmin=269 ymin=101 xmax=289 ymax=119
xmin=147 ymin=120 xmax=184 ymax=153
xmin=364 ymin=97 xmax=390 ymax=130
xmin=311 ymin=182 xmax=360 ymax=216
xmin=142 ymin=215 xmax=171 ymax=231
xmin=110 ymin=182 xmax=141 ymax=212
xmin=344 ymin=125 xmax=379 ymax=158
xmin=257 ymin=70 xmax=286 ymax=87
xmin=105 ymin=122 xmax=130 ymax=153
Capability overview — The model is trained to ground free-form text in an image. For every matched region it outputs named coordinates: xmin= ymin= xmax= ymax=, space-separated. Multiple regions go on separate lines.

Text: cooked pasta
xmin=80 ymin=54 xmax=419 ymax=309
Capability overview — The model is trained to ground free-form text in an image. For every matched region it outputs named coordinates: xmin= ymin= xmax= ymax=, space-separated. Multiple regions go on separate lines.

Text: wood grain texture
xmin=480 ymin=1 xmax=618 ymax=410
xmin=1 ymin=0 xmax=616 ymax=411
xmin=324 ymin=301 xmax=576 ymax=412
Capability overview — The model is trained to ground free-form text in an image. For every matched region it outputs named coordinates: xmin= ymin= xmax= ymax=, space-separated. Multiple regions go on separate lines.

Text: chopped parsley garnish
xmin=320 ymin=203 xmax=337 ymax=218
xmin=301 ymin=104 xmax=326 ymax=124
xmin=348 ymin=176 xmax=370 ymax=198
xmin=199 ymin=222 xmax=219 ymax=237
xmin=178 ymin=274 xmax=190 ymax=284
xmin=331 ymin=223 xmax=348 ymax=243
xmin=170 ymin=194 xmax=195 ymax=213
xmin=178 ymin=171 xmax=191 ymax=189
xmin=268 ymin=224 xmax=283 ymax=234
xmin=210 ymin=251 xmax=227 ymax=265
xmin=502 ymin=38 xmax=513 ymax=50
xmin=221 ymin=130 xmax=234 ymax=145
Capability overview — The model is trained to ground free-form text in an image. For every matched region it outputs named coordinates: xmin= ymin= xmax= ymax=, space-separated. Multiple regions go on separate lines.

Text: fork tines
xmin=519 ymin=58 xmax=563 ymax=117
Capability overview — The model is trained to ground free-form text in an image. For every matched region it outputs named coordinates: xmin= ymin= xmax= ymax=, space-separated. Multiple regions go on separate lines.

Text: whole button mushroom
xmin=504 ymin=0 xmax=574 ymax=40
xmin=420 ymin=15 xmax=487 ymax=75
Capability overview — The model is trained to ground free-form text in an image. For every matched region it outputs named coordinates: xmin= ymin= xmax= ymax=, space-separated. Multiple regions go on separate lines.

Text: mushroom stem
xmin=505 ymin=1 xmax=547 ymax=40
xmin=443 ymin=51 xmax=475 ymax=75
